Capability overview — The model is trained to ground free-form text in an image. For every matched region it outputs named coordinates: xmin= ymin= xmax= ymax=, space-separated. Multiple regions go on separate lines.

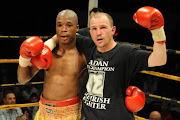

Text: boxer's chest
xmin=50 ymin=49 xmax=86 ymax=77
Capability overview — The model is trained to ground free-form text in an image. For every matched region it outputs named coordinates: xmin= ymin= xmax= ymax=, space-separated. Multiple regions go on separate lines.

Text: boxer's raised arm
xmin=148 ymin=42 xmax=167 ymax=67
xmin=133 ymin=6 xmax=167 ymax=67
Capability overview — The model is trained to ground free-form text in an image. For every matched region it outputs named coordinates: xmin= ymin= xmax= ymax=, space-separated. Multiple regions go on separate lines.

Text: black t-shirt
xmin=76 ymin=35 xmax=151 ymax=120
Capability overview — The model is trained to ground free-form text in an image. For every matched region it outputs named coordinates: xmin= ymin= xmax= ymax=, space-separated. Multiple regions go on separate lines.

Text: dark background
xmin=0 ymin=1 xmax=180 ymax=119
xmin=0 ymin=1 xmax=179 ymax=55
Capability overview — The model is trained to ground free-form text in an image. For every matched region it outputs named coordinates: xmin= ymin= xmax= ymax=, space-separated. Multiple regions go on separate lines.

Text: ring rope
xmin=0 ymin=102 xmax=39 ymax=110
xmin=146 ymin=93 xmax=180 ymax=107
xmin=1 ymin=58 xmax=180 ymax=82
xmin=0 ymin=93 xmax=178 ymax=120
xmin=140 ymin=70 xmax=180 ymax=82
xmin=0 ymin=102 xmax=147 ymax=119
xmin=0 ymin=81 xmax=44 ymax=87
xmin=1 ymin=59 xmax=180 ymax=82
xmin=0 ymin=35 xmax=180 ymax=55
xmin=134 ymin=115 xmax=148 ymax=120
xmin=0 ymin=59 xmax=19 ymax=63
xmin=0 ymin=36 xmax=51 ymax=40
xmin=1 ymin=81 xmax=180 ymax=107
xmin=120 ymin=41 xmax=180 ymax=55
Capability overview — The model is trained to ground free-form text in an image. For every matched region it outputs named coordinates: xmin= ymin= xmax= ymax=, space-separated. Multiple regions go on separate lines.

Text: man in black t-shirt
xmin=46 ymin=6 xmax=167 ymax=120
xmin=77 ymin=7 xmax=167 ymax=120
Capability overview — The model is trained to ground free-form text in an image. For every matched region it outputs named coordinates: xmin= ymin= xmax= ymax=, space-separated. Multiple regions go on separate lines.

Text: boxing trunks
xmin=35 ymin=94 xmax=81 ymax=120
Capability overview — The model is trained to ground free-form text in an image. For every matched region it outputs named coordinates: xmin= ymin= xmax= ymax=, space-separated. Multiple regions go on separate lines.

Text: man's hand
xmin=20 ymin=111 xmax=29 ymax=120
xmin=133 ymin=6 xmax=166 ymax=43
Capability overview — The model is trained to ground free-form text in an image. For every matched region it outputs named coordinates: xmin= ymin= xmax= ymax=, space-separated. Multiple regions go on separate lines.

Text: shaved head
xmin=56 ymin=9 xmax=78 ymax=25
xmin=149 ymin=111 xmax=161 ymax=120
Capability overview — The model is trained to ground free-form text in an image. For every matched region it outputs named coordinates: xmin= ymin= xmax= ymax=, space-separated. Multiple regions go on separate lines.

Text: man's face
xmin=56 ymin=15 xmax=79 ymax=45
xmin=89 ymin=15 xmax=116 ymax=50
xmin=30 ymin=96 xmax=38 ymax=103
xmin=4 ymin=93 xmax=16 ymax=105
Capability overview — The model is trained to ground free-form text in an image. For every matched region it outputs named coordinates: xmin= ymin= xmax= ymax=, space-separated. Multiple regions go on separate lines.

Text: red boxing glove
xmin=31 ymin=45 xmax=52 ymax=69
xmin=133 ymin=6 xmax=166 ymax=43
xmin=19 ymin=37 xmax=44 ymax=67
xmin=125 ymin=86 xmax=145 ymax=112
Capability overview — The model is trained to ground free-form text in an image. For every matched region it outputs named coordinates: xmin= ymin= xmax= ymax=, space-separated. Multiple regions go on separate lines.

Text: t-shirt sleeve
xmin=76 ymin=35 xmax=94 ymax=55
xmin=77 ymin=27 xmax=91 ymax=38
xmin=127 ymin=46 xmax=151 ymax=81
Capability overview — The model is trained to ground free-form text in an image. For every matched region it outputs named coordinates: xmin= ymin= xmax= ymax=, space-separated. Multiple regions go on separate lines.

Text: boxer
xmin=17 ymin=9 xmax=87 ymax=120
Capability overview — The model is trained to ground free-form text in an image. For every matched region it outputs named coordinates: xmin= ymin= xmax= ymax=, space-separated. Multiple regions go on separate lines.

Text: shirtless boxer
xmin=17 ymin=9 xmax=86 ymax=120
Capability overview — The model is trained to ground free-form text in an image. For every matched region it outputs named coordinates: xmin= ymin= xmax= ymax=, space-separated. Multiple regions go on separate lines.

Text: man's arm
xmin=17 ymin=37 xmax=54 ymax=83
xmin=148 ymin=42 xmax=167 ymax=67
xmin=17 ymin=37 xmax=44 ymax=84
xmin=49 ymin=33 xmax=92 ymax=45
xmin=17 ymin=65 xmax=39 ymax=84
xmin=134 ymin=6 xmax=167 ymax=67
xmin=48 ymin=34 xmax=93 ymax=54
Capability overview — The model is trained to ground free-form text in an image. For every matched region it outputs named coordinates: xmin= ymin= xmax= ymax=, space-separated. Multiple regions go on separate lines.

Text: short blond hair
xmin=90 ymin=12 xmax=114 ymax=27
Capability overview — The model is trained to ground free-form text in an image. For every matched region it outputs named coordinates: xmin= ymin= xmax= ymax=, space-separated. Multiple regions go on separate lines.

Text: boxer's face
xmin=56 ymin=15 xmax=79 ymax=45
xmin=89 ymin=15 xmax=116 ymax=51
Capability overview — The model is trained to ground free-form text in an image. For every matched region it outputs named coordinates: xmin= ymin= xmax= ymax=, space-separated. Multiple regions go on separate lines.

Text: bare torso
xmin=43 ymin=47 xmax=86 ymax=100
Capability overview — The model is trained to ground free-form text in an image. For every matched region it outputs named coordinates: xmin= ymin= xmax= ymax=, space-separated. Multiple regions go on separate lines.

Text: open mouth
xmin=97 ymin=38 xmax=103 ymax=42
xmin=60 ymin=36 xmax=68 ymax=40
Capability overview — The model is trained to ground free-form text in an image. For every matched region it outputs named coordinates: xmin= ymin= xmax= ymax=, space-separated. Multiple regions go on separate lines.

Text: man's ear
xmin=112 ymin=26 xmax=116 ymax=35
xmin=76 ymin=24 xmax=79 ymax=32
